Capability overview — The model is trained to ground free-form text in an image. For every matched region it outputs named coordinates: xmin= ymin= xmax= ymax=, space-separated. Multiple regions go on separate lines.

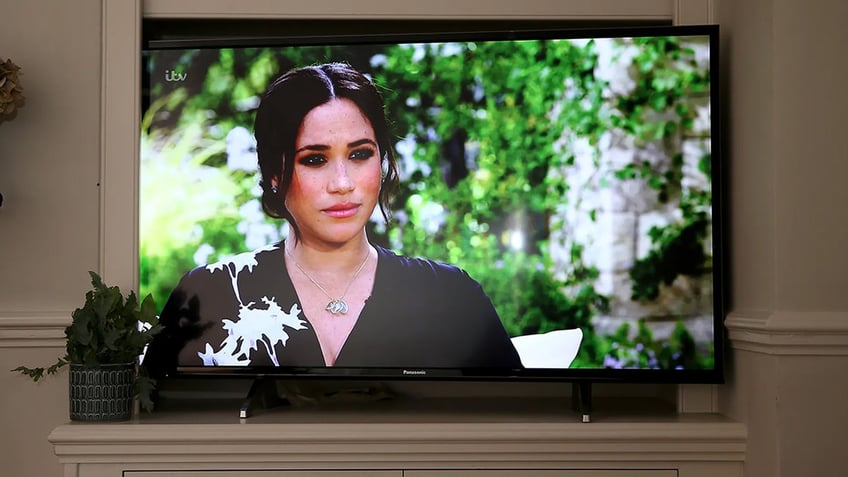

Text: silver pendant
xmin=325 ymin=299 xmax=349 ymax=315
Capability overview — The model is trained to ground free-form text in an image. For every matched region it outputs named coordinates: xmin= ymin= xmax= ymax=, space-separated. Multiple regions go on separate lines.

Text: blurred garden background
xmin=140 ymin=32 xmax=716 ymax=370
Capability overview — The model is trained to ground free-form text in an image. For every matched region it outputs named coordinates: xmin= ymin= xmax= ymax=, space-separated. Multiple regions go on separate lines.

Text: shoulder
xmin=201 ymin=242 xmax=281 ymax=274
xmin=376 ymin=245 xmax=464 ymax=276
xmin=374 ymin=244 xmax=479 ymax=290
xmin=179 ymin=242 xmax=283 ymax=288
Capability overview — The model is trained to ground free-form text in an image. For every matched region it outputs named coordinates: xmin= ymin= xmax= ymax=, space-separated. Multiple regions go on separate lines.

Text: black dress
xmin=143 ymin=243 xmax=522 ymax=377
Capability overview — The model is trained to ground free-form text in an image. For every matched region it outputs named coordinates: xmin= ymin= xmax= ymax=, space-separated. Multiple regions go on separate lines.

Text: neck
xmin=284 ymin=236 xmax=373 ymax=274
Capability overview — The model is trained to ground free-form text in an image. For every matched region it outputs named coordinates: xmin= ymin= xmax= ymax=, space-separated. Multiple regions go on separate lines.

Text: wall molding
xmin=100 ymin=0 xmax=142 ymax=290
xmin=0 ymin=311 xmax=70 ymax=348
xmin=4 ymin=309 xmax=846 ymax=356
xmin=674 ymin=0 xmax=714 ymax=25
xmin=725 ymin=310 xmax=848 ymax=356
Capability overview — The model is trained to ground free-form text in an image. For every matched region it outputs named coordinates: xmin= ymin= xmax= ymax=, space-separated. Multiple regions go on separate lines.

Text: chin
xmin=317 ymin=225 xmax=369 ymax=246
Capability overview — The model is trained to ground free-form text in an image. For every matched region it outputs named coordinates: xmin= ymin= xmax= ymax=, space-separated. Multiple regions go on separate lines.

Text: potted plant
xmin=13 ymin=271 xmax=162 ymax=421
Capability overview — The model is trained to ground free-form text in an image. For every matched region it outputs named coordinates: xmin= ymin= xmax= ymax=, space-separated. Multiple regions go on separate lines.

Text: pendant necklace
xmin=286 ymin=247 xmax=370 ymax=316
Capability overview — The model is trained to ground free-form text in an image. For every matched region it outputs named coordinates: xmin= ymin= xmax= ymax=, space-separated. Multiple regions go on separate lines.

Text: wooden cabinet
xmin=409 ymin=472 xmax=677 ymax=477
xmin=127 ymin=473 xmax=400 ymax=477
xmin=49 ymin=397 xmax=745 ymax=477
xmin=126 ymin=472 xmax=675 ymax=477
xmin=126 ymin=473 xmax=674 ymax=477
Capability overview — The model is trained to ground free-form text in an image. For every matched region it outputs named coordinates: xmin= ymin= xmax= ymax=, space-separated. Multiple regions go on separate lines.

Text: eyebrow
xmin=295 ymin=138 xmax=377 ymax=154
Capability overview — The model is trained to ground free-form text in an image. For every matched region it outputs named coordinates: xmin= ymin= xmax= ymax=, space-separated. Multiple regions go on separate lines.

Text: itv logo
xmin=164 ymin=69 xmax=187 ymax=82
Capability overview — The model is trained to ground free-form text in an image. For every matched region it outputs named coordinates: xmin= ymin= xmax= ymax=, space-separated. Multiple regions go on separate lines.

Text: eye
xmin=297 ymin=154 xmax=326 ymax=167
xmin=349 ymin=148 xmax=375 ymax=161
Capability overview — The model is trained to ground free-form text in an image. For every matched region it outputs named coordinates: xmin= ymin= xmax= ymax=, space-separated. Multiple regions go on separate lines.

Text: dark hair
xmin=253 ymin=62 xmax=400 ymax=240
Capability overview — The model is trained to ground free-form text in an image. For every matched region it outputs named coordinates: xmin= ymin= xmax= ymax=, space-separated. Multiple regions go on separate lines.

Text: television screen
xmin=139 ymin=24 xmax=723 ymax=384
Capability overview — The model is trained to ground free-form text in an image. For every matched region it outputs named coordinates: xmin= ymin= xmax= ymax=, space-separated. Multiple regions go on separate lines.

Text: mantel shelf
xmin=50 ymin=397 xmax=746 ymax=472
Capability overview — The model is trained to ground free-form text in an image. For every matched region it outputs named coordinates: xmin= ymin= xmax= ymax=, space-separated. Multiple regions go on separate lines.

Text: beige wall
xmin=1 ymin=1 xmax=102 ymax=476
xmin=717 ymin=0 xmax=848 ymax=477
xmin=0 ymin=0 xmax=102 ymax=308
xmin=1 ymin=1 xmax=847 ymax=477
xmin=770 ymin=0 xmax=848 ymax=311
xmin=718 ymin=0 xmax=776 ymax=312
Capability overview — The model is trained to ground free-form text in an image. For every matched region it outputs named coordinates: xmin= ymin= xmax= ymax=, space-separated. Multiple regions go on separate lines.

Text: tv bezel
xmin=140 ymin=22 xmax=725 ymax=386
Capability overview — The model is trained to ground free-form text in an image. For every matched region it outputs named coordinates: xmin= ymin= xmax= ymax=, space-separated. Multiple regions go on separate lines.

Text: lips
xmin=323 ymin=202 xmax=360 ymax=219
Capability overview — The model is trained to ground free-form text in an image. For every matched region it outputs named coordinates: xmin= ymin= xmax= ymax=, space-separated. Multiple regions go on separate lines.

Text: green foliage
xmin=12 ymin=272 xmax=163 ymax=411
xmin=614 ymin=37 xmax=709 ymax=141
xmin=600 ymin=319 xmax=713 ymax=370
xmin=365 ymin=40 xmax=611 ymax=352
xmin=65 ymin=272 xmax=162 ymax=365
xmin=472 ymin=249 xmax=609 ymax=340
xmin=134 ymin=374 xmax=158 ymax=413
xmin=11 ymin=357 xmax=66 ymax=382
xmin=375 ymin=39 xmax=603 ymax=226
xmin=602 ymin=36 xmax=714 ymax=305
xmin=630 ymin=215 xmax=709 ymax=301
xmin=140 ymin=87 xmax=249 ymax=307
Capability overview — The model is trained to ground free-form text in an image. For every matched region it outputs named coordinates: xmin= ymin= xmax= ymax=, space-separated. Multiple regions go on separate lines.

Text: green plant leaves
xmin=630 ymin=218 xmax=709 ymax=302
xmin=12 ymin=272 xmax=164 ymax=411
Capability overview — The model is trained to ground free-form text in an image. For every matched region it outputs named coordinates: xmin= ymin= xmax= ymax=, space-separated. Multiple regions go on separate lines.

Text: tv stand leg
xmin=239 ymin=376 xmax=289 ymax=419
xmin=572 ymin=382 xmax=592 ymax=423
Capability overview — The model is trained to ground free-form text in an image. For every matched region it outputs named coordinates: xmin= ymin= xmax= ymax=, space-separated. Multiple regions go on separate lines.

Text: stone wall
xmin=549 ymin=36 xmax=714 ymax=342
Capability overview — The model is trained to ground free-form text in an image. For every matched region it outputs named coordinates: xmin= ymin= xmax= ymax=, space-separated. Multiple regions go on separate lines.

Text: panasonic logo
xmin=402 ymin=369 xmax=427 ymax=375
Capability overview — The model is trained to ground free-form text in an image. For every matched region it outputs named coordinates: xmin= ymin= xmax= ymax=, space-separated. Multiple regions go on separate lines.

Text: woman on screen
xmin=143 ymin=62 xmax=522 ymax=376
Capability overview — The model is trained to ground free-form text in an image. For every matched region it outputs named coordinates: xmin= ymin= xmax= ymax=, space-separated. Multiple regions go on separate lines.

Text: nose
xmin=327 ymin=159 xmax=355 ymax=193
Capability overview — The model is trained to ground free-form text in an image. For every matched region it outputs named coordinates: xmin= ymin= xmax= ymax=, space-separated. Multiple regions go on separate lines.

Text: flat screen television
xmin=139 ymin=22 xmax=724 ymax=403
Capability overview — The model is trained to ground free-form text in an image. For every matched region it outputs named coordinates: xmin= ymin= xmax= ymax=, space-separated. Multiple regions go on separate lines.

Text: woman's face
xmin=283 ymin=97 xmax=382 ymax=249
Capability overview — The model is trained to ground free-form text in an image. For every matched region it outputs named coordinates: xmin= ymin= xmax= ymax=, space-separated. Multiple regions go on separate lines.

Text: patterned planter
xmin=69 ymin=363 xmax=135 ymax=421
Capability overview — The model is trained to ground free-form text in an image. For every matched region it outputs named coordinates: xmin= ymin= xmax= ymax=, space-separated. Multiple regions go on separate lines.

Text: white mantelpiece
xmin=49 ymin=397 xmax=745 ymax=477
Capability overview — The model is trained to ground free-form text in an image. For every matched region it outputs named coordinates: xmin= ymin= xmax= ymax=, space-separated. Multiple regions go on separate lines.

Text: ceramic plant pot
xmin=68 ymin=363 xmax=135 ymax=421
